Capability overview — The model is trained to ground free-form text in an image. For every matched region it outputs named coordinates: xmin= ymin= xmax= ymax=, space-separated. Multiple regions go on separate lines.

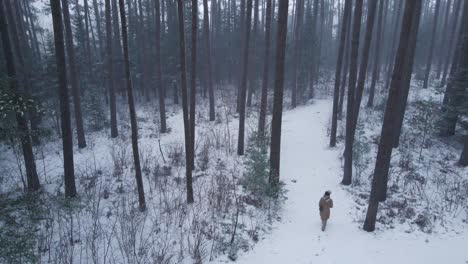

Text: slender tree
xmin=352 ymin=0 xmax=377 ymax=130
xmin=330 ymin=0 xmax=351 ymax=147
xmin=422 ymin=0 xmax=441 ymax=88
xmin=460 ymin=135 xmax=468 ymax=166
xmin=154 ymin=0 xmax=167 ymax=133
xmin=105 ymin=0 xmax=118 ymax=137
xmin=118 ymin=0 xmax=146 ymax=211
xmin=269 ymin=0 xmax=289 ymax=186
xmin=177 ymin=0 xmax=194 ymax=203
xmin=61 ymin=0 xmax=87 ymax=149
xmin=363 ymin=0 xmax=422 ymax=232
xmin=441 ymin=0 xmax=463 ymax=85
xmin=237 ymin=0 xmax=253 ymax=155
xmin=203 ymin=0 xmax=215 ymax=121
xmin=367 ymin=0 xmax=385 ymax=108
xmin=291 ymin=0 xmax=304 ymax=108
xmin=189 ymin=0 xmax=198 ymax=170
xmin=258 ymin=0 xmax=272 ymax=135
xmin=342 ymin=0 xmax=363 ymax=186
xmin=0 ymin=0 xmax=40 ymax=192
xmin=50 ymin=0 xmax=77 ymax=197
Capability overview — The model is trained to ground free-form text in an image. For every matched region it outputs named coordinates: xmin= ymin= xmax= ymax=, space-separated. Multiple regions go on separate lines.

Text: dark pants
xmin=321 ymin=220 xmax=327 ymax=231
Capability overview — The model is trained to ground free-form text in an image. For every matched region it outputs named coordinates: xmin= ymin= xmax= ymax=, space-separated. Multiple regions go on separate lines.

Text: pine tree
xmin=50 ymin=0 xmax=77 ymax=197
xmin=269 ymin=0 xmax=289 ymax=186
xmin=363 ymin=0 xmax=422 ymax=232
xmin=118 ymin=0 xmax=146 ymax=211
xmin=177 ymin=0 xmax=194 ymax=203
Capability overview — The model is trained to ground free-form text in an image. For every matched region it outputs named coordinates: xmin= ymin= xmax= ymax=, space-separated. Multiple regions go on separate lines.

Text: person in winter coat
xmin=319 ymin=191 xmax=333 ymax=231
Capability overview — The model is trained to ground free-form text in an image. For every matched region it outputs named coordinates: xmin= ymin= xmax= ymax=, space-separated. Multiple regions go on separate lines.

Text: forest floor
xmin=214 ymin=99 xmax=468 ymax=264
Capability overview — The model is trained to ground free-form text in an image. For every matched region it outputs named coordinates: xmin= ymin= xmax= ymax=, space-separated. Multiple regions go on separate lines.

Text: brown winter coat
xmin=319 ymin=196 xmax=333 ymax=221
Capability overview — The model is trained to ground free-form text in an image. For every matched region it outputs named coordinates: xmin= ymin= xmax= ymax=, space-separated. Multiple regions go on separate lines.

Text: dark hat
xmin=324 ymin=191 xmax=331 ymax=196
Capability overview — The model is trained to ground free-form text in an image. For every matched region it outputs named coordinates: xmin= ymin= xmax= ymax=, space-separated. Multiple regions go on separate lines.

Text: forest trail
xmin=216 ymin=99 xmax=467 ymax=264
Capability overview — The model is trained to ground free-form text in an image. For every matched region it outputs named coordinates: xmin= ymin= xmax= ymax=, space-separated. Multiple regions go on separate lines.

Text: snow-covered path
xmin=216 ymin=100 xmax=467 ymax=264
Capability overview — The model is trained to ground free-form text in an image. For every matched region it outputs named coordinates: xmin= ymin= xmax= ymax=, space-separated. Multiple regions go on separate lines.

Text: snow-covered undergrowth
xmin=0 ymin=88 xmax=281 ymax=263
xmin=335 ymin=81 xmax=468 ymax=234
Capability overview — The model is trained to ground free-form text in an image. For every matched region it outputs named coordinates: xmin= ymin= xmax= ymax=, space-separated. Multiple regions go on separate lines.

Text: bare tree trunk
xmin=291 ymin=0 xmax=304 ymax=108
xmin=367 ymin=0 xmax=385 ymax=108
xmin=93 ymin=0 xmax=104 ymax=59
xmin=258 ymin=0 xmax=272 ymax=135
xmin=307 ymin=0 xmax=318 ymax=99
xmin=155 ymin=0 xmax=167 ymax=133
xmin=118 ymin=0 xmax=146 ymax=211
xmin=442 ymin=0 xmax=463 ymax=85
xmin=189 ymin=0 xmax=198 ymax=171
xmin=237 ymin=0 xmax=253 ymax=156
xmin=247 ymin=0 xmax=259 ymax=107
xmin=363 ymin=0 xmax=422 ymax=232
xmin=0 ymin=0 xmax=41 ymax=192
xmin=105 ymin=0 xmax=118 ymax=138
xmin=342 ymin=0 xmax=363 ymax=186
xmin=436 ymin=0 xmax=452 ymax=79
xmin=460 ymin=135 xmax=468 ymax=166
xmin=269 ymin=0 xmax=289 ymax=186
xmin=422 ymin=0 xmax=441 ymax=88
xmin=50 ymin=0 xmax=77 ymax=197
xmin=203 ymin=0 xmax=216 ymax=121
xmin=176 ymin=0 xmax=194 ymax=203
xmin=330 ymin=0 xmax=351 ymax=147
xmin=351 ymin=0 xmax=377 ymax=130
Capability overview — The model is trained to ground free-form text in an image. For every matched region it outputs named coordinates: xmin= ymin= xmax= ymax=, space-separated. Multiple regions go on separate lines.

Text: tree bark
xmin=363 ymin=0 xmax=422 ymax=232
xmin=237 ymin=0 xmax=253 ymax=156
xmin=330 ymin=0 xmax=351 ymax=147
xmin=189 ymin=0 xmax=198 ymax=171
xmin=442 ymin=0 xmax=463 ymax=86
xmin=50 ymin=0 xmax=77 ymax=197
xmin=291 ymin=0 xmax=304 ymax=108
xmin=367 ymin=0 xmax=385 ymax=108
xmin=203 ymin=0 xmax=216 ymax=121
xmin=460 ymin=135 xmax=468 ymax=166
xmin=155 ymin=0 xmax=167 ymax=133
xmin=118 ymin=0 xmax=146 ymax=211
xmin=422 ymin=0 xmax=441 ymax=88
xmin=0 ymin=0 xmax=41 ymax=192
xmin=258 ymin=0 xmax=272 ymax=135
xmin=176 ymin=0 xmax=194 ymax=203
xmin=247 ymin=0 xmax=260 ymax=107
xmin=269 ymin=0 xmax=289 ymax=186
xmin=342 ymin=0 xmax=363 ymax=186
xmin=62 ymin=0 xmax=87 ymax=149
xmin=105 ymin=0 xmax=118 ymax=138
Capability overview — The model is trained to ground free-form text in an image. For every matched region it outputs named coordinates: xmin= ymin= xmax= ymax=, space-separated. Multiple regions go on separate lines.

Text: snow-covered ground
xmin=214 ymin=100 xmax=468 ymax=264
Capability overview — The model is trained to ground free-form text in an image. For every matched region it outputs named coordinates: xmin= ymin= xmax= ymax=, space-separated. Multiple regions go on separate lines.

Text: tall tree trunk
xmin=247 ymin=0 xmax=260 ymax=107
xmin=112 ymin=0 xmax=124 ymax=95
xmin=338 ymin=8 xmax=352 ymax=119
xmin=436 ymin=0 xmax=452 ymax=79
xmin=118 ymin=0 xmax=146 ymax=210
xmin=61 ymin=0 xmax=87 ymax=149
xmin=460 ymin=135 xmax=468 ymax=167
xmin=203 ymin=0 xmax=215 ymax=121
xmin=176 ymin=0 xmax=194 ymax=203
xmin=105 ymin=0 xmax=118 ymax=137
xmin=307 ymin=0 xmax=318 ymax=99
xmin=442 ymin=0 xmax=463 ymax=86
xmin=155 ymin=0 xmax=167 ymax=133
xmin=237 ymin=0 xmax=253 ymax=156
xmin=291 ymin=0 xmax=304 ymax=108
xmin=383 ymin=0 xmax=404 ymax=92
xmin=367 ymin=0 xmax=385 ymax=108
xmin=83 ymin=0 xmax=94 ymax=76
xmin=258 ymin=0 xmax=272 ymax=135
xmin=363 ymin=0 xmax=422 ymax=232
xmin=342 ymin=0 xmax=363 ymax=186
xmin=50 ymin=0 xmax=77 ymax=197
xmin=0 ymin=0 xmax=41 ymax=192
xmin=189 ymin=0 xmax=198 ymax=171
xmin=422 ymin=0 xmax=441 ymax=88
xmin=269 ymin=0 xmax=289 ymax=186
xmin=351 ymin=0 xmax=377 ymax=131
xmin=93 ymin=0 xmax=105 ymax=59
xmin=330 ymin=0 xmax=351 ymax=147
